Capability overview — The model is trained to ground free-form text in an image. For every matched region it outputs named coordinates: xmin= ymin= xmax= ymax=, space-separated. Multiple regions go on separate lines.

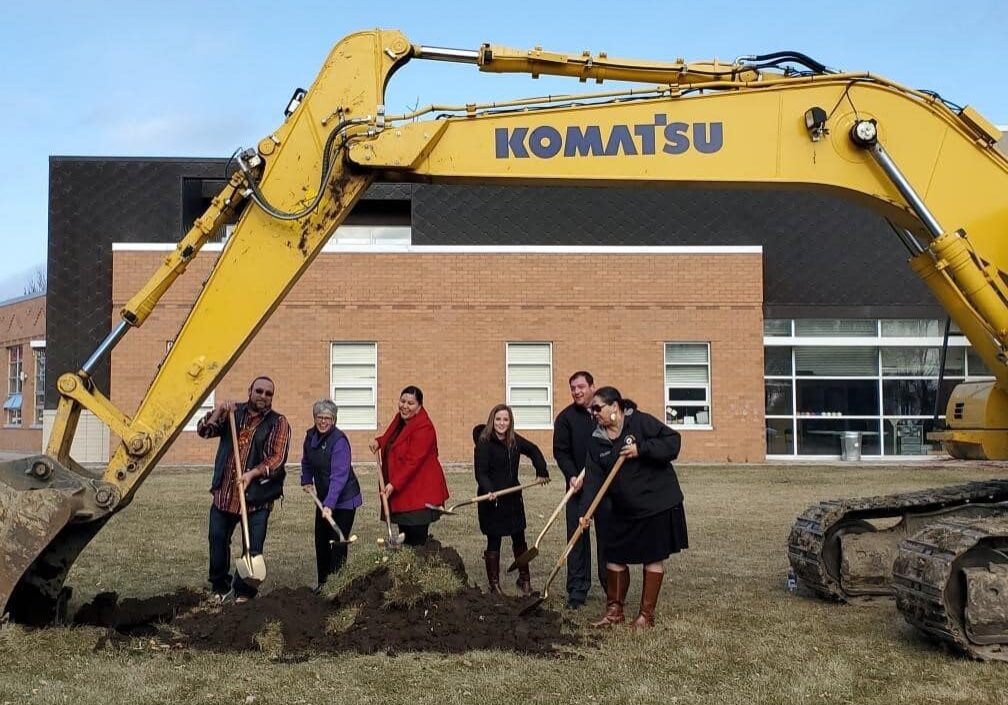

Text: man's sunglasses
xmin=253 ymin=388 xmax=274 ymax=397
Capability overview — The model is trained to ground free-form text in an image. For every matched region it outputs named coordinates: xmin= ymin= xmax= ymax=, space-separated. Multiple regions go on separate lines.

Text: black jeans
xmin=208 ymin=504 xmax=271 ymax=598
xmin=314 ymin=507 xmax=356 ymax=586
xmin=564 ymin=488 xmax=609 ymax=602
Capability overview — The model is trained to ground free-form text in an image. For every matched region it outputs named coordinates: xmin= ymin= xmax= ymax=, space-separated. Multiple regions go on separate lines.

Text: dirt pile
xmin=74 ymin=542 xmax=587 ymax=657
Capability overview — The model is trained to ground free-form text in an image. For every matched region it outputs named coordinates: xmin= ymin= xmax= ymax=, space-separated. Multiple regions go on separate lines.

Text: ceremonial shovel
xmin=508 ymin=484 xmax=578 ymax=572
xmin=518 ymin=436 xmax=635 ymax=616
xmin=228 ymin=410 xmax=267 ymax=586
xmin=425 ymin=478 xmax=547 ymax=516
xmin=308 ymin=490 xmax=358 ymax=545
xmin=375 ymin=448 xmax=405 ymax=549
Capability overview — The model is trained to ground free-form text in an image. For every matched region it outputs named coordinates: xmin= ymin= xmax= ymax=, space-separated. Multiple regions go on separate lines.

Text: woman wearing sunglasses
xmin=575 ymin=385 xmax=688 ymax=631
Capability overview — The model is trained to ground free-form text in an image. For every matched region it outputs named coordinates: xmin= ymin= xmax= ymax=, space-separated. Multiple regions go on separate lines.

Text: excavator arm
xmin=2 ymin=29 xmax=1007 ymax=625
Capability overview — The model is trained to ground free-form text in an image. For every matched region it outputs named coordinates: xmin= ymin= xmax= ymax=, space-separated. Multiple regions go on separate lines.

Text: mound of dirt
xmin=75 ymin=542 xmax=588 ymax=657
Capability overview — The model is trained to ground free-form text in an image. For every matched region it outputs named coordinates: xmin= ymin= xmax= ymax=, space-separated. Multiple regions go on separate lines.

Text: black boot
xmin=484 ymin=550 xmax=502 ymax=594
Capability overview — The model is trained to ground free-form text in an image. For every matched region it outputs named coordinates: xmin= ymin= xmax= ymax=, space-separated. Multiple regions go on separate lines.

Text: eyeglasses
xmin=589 ymin=403 xmax=606 ymax=413
xmin=253 ymin=388 xmax=274 ymax=397
xmin=314 ymin=415 xmax=334 ymax=422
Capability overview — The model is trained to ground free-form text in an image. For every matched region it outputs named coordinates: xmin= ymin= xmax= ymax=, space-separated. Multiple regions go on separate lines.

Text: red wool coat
xmin=375 ymin=406 xmax=449 ymax=513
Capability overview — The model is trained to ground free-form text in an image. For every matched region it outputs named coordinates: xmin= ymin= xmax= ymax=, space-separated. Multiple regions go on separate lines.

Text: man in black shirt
xmin=552 ymin=370 xmax=607 ymax=609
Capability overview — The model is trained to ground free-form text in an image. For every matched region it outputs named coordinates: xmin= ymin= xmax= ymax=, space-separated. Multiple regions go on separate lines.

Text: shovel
xmin=508 ymin=484 xmax=578 ymax=573
xmin=425 ymin=478 xmax=547 ymax=516
xmin=375 ymin=448 xmax=405 ymax=549
xmin=308 ymin=491 xmax=358 ymax=545
xmin=228 ymin=410 xmax=267 ymax=586
xmin=518 ymin=437 xmax=634 ymax=616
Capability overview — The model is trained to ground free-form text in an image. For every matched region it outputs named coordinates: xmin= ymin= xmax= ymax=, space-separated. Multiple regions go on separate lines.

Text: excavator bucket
xmin=0 ymin=455 xmax=109 ymax=625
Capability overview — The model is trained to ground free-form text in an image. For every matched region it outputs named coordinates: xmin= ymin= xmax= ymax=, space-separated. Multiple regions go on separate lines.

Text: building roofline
xmin=0 ymin=292 xmax=45 ymax=307
xmin=49 ymin=155 xmax=229 ymax=164
xmin=113 ymin=242 xmax=763 ymax=255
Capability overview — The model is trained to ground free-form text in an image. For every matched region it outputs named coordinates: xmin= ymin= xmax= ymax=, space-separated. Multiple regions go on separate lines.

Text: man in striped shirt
xmin=198 ymin=376 xmax=290 ymax=603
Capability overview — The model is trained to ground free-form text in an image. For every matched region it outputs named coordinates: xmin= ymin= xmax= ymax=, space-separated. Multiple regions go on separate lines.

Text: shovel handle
xmin=533 ymin=484 xmax=578 ymax=548
xmin=539 ymin=447 xmax=632 ymax=598
xmin=455 ymin=478 xmax=547 ymax=511
xmin=309 ymin=491 xmax=348 ymax=543
xmin=375 ymin=448 xmax=396 ymax=541
xmin=227 ymin=410 xmax=254 ymax=556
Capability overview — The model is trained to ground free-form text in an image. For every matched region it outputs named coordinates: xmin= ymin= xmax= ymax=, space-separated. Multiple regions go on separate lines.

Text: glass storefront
xmin=764 ymin=318 xmax=993 ymax=457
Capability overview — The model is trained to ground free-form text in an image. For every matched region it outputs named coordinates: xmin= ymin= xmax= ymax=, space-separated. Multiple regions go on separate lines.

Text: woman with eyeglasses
xmin=472 ymin=404 xmax=550 ymax=595
xmin=574 ymin=385 xmax=687 ymax=631
xmin=300 ymin=399 xmax=362 ymax=591
xmin=369 ymin=386 xmax=449 ymax=546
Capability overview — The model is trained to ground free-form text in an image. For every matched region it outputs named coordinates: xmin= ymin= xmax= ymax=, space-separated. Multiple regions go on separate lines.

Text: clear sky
xmin=1 ymin=0 xmax=1005 ymax=301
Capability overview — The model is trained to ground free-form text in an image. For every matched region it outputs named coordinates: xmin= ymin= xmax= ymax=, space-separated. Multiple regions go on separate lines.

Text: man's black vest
xmin=210 ymin=403 xmax=287 ymax=491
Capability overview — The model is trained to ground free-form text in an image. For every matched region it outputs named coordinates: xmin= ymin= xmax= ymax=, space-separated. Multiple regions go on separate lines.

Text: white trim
xmin=764 ymin=336 xmax=971 ymax=346
xmin=114 ymin=242 xmax=762 ymax=255
xmin=29 ymin=340 xmax=45 ymax=349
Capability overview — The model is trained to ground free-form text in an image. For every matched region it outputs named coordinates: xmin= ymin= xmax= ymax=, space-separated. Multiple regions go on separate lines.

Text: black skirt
xmin=606 ymin=504 xmax=689 ymax=565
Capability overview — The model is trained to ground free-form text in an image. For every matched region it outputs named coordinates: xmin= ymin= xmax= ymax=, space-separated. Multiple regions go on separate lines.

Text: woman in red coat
xmin=369 ymin=386 xmax=449 ymax=546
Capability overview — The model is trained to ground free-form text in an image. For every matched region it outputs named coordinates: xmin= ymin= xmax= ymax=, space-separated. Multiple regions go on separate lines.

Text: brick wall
xmin=110 ymin=248 xmax=765 ymax=465
xmin=0 ymin=294 xmax=45 ymax=452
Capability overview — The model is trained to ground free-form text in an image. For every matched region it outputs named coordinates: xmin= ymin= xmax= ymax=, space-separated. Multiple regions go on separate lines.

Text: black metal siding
xmin=47 ymin=158 xmax=941 ymax=404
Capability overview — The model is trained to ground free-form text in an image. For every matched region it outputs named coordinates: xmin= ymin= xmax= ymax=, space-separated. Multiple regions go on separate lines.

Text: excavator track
xmin=787 ymin=480 xmax=1008 ymax=601
xmin=894 ymin=515 xmax=1008 ymax=661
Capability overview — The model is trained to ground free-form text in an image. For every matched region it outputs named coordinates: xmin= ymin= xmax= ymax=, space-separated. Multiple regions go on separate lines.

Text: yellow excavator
xmin=2 ymin=29 xmax=1007 ymax=658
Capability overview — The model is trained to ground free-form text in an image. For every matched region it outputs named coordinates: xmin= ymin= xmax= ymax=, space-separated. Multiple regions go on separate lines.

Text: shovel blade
xmin=0 ymin=455 xmax=112 ymax=625
xmin=507 ymin=546 xmax=538 ymax=573
xmin=517 ymin=590 xmax=546 ymax=617
xmin=235 ymin=553 xmax=267 ymax=585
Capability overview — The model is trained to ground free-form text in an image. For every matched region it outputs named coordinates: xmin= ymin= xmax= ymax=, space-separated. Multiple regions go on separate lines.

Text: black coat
xmin=583 ymin=410 xmax=684 ymax=520
xmin=473 ymin=424 xmax=549 ymax=537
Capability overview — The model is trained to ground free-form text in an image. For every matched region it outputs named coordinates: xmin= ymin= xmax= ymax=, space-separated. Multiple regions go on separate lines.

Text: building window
xmin=184 ymin=390 xmax=215 ymax=432
xmin=330 ymin=342 xmax=377 ymax=429
xmin=506 ymin=343 xmax=552 ymax=429
xmin=664 ymin=343 xmax=711 ymax=427
xmin=5 ymin=346 xmax=23 ymax=426
xmin=764 ymin=319 xmax=993 ymax=457
xmin=33 ymin=347 xmax=45 ymax=426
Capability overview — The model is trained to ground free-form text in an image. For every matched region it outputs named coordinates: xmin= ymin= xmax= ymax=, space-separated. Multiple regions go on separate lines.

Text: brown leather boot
xmin=513 ymin=545 xmax=532 ymax=595
xmin=591 ymin=567 xmax=629 ymax=627
xmin=631 ymin=569 xmax=664 ymax=631
xmin=483 ymin=550 xmax=502 ymax=594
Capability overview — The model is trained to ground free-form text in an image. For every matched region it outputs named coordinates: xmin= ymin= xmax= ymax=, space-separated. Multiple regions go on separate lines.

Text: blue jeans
xmin=208 ymin=504 xmax=271 ymax=598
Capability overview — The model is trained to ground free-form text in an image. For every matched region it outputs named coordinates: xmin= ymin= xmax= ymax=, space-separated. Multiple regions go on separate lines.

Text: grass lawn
xmin=3 ymin=461 xmax=1008 ymax=705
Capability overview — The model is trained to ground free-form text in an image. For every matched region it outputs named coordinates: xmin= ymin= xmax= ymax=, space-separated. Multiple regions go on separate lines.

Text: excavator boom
xmin=2 ymin=31 xmax=1007 ymax=658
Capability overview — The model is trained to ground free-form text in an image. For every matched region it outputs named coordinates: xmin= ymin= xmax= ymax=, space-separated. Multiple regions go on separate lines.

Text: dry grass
xmin=4 ymin=461 xmax=1008 ymax=705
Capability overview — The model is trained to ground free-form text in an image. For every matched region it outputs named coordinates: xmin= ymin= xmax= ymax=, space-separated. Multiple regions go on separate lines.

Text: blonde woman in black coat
xmin=474 ymin=404 xmax=550 ymax=595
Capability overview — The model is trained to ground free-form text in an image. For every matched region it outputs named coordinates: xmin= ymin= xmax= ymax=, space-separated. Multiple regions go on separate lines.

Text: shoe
xmin=234 ymin=595 xmax=253 ymax=605
xmin=591 ymin=567 xmax=629 ymax=627
xmin=565 ymin=598 xmax=585 ymax=610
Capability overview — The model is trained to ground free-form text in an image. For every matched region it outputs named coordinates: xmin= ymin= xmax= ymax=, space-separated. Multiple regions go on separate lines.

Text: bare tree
xmin=23 ymin=266 xmax=46 ymax=296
